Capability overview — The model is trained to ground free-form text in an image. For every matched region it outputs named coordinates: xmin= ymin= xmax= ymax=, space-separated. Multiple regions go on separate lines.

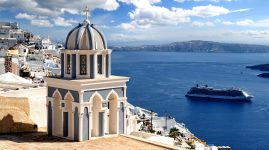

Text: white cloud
xmin=120 ymin=1 xmax=234 ymax=30
xmin=0 ymin=0 xmax=119 ymax=17
xmin=186 ymin=5 xmax=230 ymax=17
xmin=231 ymin=8 xmax=252 ymax=13
xmin=192 ymin=21 xmax=214 ymax=27
xmin=31 ymin=19 xmax=53 ymax=27
xmin=1 ymin=0 xmax=120 ymax=28
xmin=38 ymin=16 xmax=48 ymax=19
xmin=240 ymin=30 xmax=269 ymax=37
xmin=221 ymin=19 xmax=269 ymax=27
xmin=210 ymin=0 xmax=233 ymax=2
xmin=222 ymin=21 xmax=234 ymax=25
xmin=110 ymin=33 xmax=139 ymax=41
xmin=214 ymin=19 xmax=222 ymax=23
xmin=175 ymin=0 xmax=234 ymax=3
xmin=15 ymin=13 xmax=36 ymax=20
xmin=119 ymin=0 xmax=161 ymax=7
xmin=120 ymin=22 xmax=137 ymax=30
xmin=174 ymin=0 xmax=186 ymax=2
xmin=236 ymin=19 xmax=254 ymax=26
xmin=53 ymin=17 xmax=78 ymax=27
xmin=60 ymin=8 xmax=79 ymax=15
xmin=2 ymin=0 xmax=116 ymax=28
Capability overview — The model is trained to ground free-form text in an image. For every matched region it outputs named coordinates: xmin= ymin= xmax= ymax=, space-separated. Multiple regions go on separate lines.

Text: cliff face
xmin=110 ymin=40 xmax=269 ymax=53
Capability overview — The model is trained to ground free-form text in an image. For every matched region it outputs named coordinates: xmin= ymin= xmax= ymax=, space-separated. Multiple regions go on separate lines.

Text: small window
xmin=97 ymin=55 xmax=102 ymax=74
xmin=80 ymin=55 xmax=87 ymax=75
xmin=66 ymin=54 xmax=71 ymax=74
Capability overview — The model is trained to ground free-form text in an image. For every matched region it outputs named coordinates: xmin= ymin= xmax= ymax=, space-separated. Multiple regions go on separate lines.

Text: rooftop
xmin=0 ymin=133 xmax=170 ymax=150
xmin=45 ymin=75 xmax=129 ymax=86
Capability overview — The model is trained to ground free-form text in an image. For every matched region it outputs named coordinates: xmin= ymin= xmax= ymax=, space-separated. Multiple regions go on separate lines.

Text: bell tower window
xmin=80 ymin=55 xmax=87 ymax=75
xmin=66 ymin=54 xmax=71 ymax=74
xmin=97 ymin=55 xmax=102 ymax=74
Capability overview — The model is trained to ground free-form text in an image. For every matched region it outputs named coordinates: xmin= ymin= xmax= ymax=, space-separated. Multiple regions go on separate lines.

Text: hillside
xmin=110 ymin=40 xmax=269 ymax=53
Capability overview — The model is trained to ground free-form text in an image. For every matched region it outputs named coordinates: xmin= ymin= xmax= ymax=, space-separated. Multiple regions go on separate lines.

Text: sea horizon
xmin=112 ymin=51 xmax=269 ymax=150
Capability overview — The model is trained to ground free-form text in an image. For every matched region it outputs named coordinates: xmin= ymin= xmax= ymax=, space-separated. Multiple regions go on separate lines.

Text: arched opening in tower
xmin=64 ymin=93 xmax=73 ymax=138
xmin=53 ymin=92 xmax=62 ymax=136
xmin=91 ymin=95 xmax=102 ymax=137
xmin=108 ymin=93 xmax=118 ymax=134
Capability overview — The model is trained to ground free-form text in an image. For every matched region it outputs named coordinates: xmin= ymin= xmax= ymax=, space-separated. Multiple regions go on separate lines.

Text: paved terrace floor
xmin=0 ymin=132 xmax=169 ymax=150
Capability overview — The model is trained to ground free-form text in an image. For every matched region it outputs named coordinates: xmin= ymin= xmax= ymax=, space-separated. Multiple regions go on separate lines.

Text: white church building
xmin=44 ymin=8 xmax=132 ymax=141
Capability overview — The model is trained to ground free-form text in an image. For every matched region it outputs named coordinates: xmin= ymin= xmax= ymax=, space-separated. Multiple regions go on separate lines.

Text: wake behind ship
xmin=185 ymin=85 xmax=253 ymax=101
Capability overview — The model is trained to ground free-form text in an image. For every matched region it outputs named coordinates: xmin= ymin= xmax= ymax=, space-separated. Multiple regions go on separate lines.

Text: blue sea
xmin=112 ymin=52 xmax=269 ymax=150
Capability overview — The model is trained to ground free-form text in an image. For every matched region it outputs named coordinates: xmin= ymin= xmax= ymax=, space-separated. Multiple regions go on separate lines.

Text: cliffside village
xmin=0 ymin=20 xmax=230 ymax=150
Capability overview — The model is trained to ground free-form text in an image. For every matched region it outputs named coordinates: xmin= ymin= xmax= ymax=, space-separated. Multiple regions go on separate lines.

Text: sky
xmin=0 ymin=0 xmax=269 ymax=46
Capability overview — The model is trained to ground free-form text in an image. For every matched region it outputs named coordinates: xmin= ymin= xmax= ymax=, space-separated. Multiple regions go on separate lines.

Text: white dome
xmin=65 ymin=20 xmax=107 ymax=50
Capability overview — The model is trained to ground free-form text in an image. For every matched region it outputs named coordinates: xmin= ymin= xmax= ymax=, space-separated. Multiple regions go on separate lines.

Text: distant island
xmin=246 ymin=64 xmax=269 ymax=78
xmin=246 ymin=64 xmax=269 ymax=71
xmin=110 ymin=40 xmax=269 ymax=53
xmin=257 ymin=73 xmax=269 ymax=78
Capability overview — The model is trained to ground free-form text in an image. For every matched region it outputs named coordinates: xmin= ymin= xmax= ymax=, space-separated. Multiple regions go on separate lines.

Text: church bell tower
xmin=45 ymin=6 xmax=129 ymax=141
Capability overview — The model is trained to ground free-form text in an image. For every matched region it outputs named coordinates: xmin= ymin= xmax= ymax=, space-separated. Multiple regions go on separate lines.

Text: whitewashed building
xmin=44 ymin=8 xmax=131 ymax=141
xmin=37 ymin=37 xmax=56 ymax=50
xmin=0 ymin=22 xmax=23 ymax=49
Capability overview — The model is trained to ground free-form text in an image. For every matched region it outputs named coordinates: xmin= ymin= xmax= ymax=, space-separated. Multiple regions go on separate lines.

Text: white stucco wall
xmin=0 ymin=87 xmax=47 ymax=128
xmin=146 ymin=135 xmax=175 ymax=146
xmin=126 ymin=115 xmax=138 ymax=134
xmin=152 ymin=117 xmax=177 ymax=132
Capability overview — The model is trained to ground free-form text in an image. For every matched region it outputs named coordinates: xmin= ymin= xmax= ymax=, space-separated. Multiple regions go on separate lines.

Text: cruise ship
xmin=185 ymin=85 xmax=253 ymax=101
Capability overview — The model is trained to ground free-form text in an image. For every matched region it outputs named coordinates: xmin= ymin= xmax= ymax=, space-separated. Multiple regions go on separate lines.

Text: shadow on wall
xmin=0 ymin=113 xmax=37 ymax=133
xmin=0 ymin=96 xmax=39 ymax=133
xmin=0 ymin=132 xmax=72 ymax=143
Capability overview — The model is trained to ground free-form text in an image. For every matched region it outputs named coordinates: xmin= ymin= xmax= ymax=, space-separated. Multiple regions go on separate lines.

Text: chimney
xmin=4 ymin=55 xmax=12 ymax=73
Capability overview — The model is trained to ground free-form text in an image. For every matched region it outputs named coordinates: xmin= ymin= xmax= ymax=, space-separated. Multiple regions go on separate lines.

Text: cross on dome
xmin=83 ymin=5 xmax=90 ymax=20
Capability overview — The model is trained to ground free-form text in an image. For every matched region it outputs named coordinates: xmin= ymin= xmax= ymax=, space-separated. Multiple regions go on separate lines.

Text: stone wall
xmin=0 ymin=96 xmax=37 ymax=133
xmin=0 ymin=87 xmax=47 ymax=128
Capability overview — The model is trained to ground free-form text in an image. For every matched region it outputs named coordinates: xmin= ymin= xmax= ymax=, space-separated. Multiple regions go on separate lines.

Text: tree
xmin=169 ymin=127 xmax=180 ymax=140
xmin=168 ymin=127 xmax=184 ymax=145
xmin=156 ymin=131 xmax=162 ymax=135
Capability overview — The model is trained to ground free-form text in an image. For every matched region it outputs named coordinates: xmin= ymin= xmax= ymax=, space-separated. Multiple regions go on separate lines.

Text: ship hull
xmin=185 ymin=94 xmax=252 ymax=102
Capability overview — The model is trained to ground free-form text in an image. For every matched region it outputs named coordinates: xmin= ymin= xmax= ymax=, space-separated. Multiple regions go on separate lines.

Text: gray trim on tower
xmin=48 ymin=86 xmax=80 ymax=103
xmin=114 ymin=88 xmax=124 ymax=97
xmin=72 ymin=54 xmax=76 ymax=79
xmin=65 ymin=24 xmax=81 ymax=49
xmin=99 ymin=112 xmax=105 ymax=136
xmin=70 ymin=91 xmax=79 ymax=103
xmin=47 ymin=101 xmax=52 ymax=136
xmin=58 ymin=88 xmax=68 ymax=98
xmin=75 ymin=27 xmax=84 ymax=49
xmin=83 ymin=88 xmax=124 ymax=102
xmin=90 ymin=55 xmax=94 ymax=79
xmin=48 ymin=86 xmax=56 ymax=97
xmin=76 ymin=27 xmax=86 ymax=49
xmin=93 ymin=54 xmax=97 ymax=78
xmin=105 ymin=54 xmax=111 ymax=78
xmin=83 ymin=107 xmax=89 ymax=140
xmin=61 ymin=53 xmax=64 ymax=77
xmin=91 ymin=24 xmax=107 ymax=49
xmin=86 ymin=24 xmax=94 ymax=50
xmin=74 ymin=107 xmax=79 ymax=141
xmin=119 ymin=102 xmax=124 ymax=134
xmin=63 ymin=112 xmax=68 ymax=137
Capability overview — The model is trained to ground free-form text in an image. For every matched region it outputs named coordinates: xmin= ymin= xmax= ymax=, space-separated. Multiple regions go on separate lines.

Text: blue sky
xmin=0 ymin=0 xmax=268 ymax=46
